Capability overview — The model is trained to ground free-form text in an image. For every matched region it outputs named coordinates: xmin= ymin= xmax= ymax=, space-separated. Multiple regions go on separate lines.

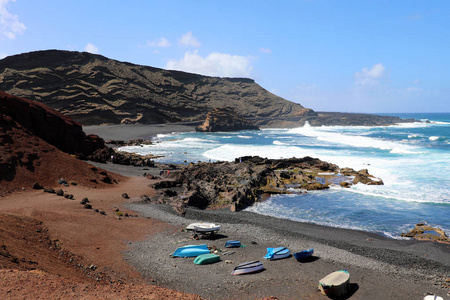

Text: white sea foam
xmin=431 ymin=121 xmax=450 ymax=125
xmin=429 ymin=136 xmax=440 ymax=141
xmin=237 ymin=135 xmax=252 ymax=139
xmin=273 ymin=140 xmax=288 ymax=145
xmin=288 ymin=122 xmax=420 ymax=154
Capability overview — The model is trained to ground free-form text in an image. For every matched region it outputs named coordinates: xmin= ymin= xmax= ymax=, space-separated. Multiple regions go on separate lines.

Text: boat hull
xmin=172 ymin=244 xmax=210 ymax=257
xmin=231 ymin=261 xmax=264 ymax=275
xmin=225 ymin=240 xmax=241 ymax=248
xmin=264 ymin=247 xmax=290 ymax=260
xmin=186 ymin=222 xmax=221 ymax=233
xmin=293 ymin=248 xmax=314 ymax=261
xmin=194 ymin=253 xmax=220 ymax=265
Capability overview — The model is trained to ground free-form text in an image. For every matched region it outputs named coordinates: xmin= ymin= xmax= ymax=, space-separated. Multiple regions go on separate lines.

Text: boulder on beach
xmin=401 ymin=223 xmax=450 ymax=243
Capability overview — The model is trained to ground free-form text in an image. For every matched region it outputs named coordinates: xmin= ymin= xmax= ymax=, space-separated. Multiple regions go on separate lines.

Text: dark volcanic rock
xmin=0 ymin=50 xmax=312 ymax=126
xmin=195 ymin=107 xmax=259 ymax=132
xmin=149 ymin=156 xmax=382 ymax=214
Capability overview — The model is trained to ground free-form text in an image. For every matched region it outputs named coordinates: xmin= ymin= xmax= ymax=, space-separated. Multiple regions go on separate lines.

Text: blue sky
xmin=1 ymin=0 xmax=449 ymax=113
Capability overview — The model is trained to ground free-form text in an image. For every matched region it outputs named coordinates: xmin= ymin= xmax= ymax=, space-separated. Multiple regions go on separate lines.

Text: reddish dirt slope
xmin=0 ymin=90 xmax=119 ymax=195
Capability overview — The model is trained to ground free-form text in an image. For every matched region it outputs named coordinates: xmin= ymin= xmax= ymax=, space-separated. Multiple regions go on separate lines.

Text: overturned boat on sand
xmin=231 ymin=261 xmax=264 ymax=275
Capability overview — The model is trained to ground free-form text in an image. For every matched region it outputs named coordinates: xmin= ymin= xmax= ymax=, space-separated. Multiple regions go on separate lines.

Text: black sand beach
xmin=86 ymin=124 xmax=450 ymax=299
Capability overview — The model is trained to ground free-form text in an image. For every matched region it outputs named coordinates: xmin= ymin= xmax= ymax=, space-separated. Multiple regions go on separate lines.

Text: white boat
xmin=186 ymin=222 xmax=221 ymax=233
xmin=231 ymin=261 xmax=264 ymax=275
xmin=424 ymin=295 xmax=443 ymax=300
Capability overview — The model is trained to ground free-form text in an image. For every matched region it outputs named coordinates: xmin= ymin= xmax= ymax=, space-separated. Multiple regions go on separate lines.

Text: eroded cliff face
xmin=195 ymin=107 xmax=260 ymax=132
xmin=0 ymin=50 xmax=312 ymax=125
xmin=0 ymin=90 xmax=119 ymax=194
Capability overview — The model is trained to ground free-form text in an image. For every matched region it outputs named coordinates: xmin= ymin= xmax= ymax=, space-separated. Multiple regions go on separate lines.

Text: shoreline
xmin=83 ymin=123 xmax=197 ymax=141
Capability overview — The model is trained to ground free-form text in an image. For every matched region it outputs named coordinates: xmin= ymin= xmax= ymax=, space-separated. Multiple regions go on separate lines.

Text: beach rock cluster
xmin=147 ymin=156 xmax=383 ymax=214
xmin=401 ymin=223 xmax=450 ymax=244
xmin=111 ymin=151 xmax=156 ymax=167
xmin=195 ymin=107 xmax=259 ymax=132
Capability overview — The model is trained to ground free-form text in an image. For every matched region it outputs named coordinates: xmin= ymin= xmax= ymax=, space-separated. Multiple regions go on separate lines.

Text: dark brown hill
xmin=0 ymin=50 xmax=315 ymax=126
xmin=0 ymin=90 xmax=120 ymax=195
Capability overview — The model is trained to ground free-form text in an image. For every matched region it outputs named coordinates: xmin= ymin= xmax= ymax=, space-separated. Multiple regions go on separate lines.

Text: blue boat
xmin=224 ymin=240 xmax=241 ymax=248
xmin=172 ymin=244 xmax=210 ymax=257
xmin=264 ymin=247 xmax=290 ymax=260
xmin=293 ymin=248 xmax=314 ymax=261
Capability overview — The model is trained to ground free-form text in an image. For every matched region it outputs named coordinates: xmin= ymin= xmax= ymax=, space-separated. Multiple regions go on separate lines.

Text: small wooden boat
xmin=224 ymin=240 xmax=241 ymax=248
xmin=193 ymin=253 xmax=220 ymax=265
xmin=293 ymin=248 xmax=314 ymax=261
xmin=172 ymin=244 xmax=210 ymax=257
xmin=231 ymin=261 xmax=264 ymax=275
xmin=318 ymin=270 xmax=350 ymax=297
xmin=186 ymin=222 xmax=221 ymax=234
xmin=264 ymin=247 xmax=290 ymax=260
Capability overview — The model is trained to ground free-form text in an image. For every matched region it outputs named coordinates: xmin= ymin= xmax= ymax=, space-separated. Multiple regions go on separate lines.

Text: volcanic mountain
xmin=0 ymin=50 xmax=316 ymax=126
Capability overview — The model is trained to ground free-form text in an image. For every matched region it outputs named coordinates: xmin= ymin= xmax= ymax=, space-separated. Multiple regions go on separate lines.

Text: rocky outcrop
xmin=0 ymin=91 xmax=122 ymax=194
xmin=195 ymin=107 xmax=259 ymax=132
xmin=0 ymin=90 xmax=109 ymax=161
xmin=0 ymin=50 xmax=312 ymax=126
xmin=401 ymin=223 xmax=450 ymax=243
xmin=146 ymin=156 xmax=382 ymax=214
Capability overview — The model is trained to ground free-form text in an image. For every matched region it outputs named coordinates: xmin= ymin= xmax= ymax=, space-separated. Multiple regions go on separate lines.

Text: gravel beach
xmin=122 ymin=202 xmax=450 ymax=299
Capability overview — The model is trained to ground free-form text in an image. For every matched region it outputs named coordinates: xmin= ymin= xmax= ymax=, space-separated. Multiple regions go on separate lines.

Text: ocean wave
xmin=429 ymin=136 xmax=442 ymax=141
xmin=273 ymin=140 xmax=288 ymax=145
xmin=429 ymin=121 xmax=450 ymax=125
xmin=288 ymin=122 xmax=420 ymax=154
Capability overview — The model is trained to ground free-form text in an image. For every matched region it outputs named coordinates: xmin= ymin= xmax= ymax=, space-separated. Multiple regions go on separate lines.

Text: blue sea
xmin=120 ymin=113 xmax=450 ymax=239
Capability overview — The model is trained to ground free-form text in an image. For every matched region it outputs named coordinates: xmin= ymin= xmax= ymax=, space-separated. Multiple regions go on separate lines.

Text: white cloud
xmin=354 ymin=63 xmax=386 ymax=86
xmin=178 ymin=31 xmax=200 ymax=47
xmin=145 ymin=37 xmax=170 ymax=47
xmin=166 ymin=50 xmax=253 ymax=77
xmin=0 ymin=0 xmax=26 ymax=39
xmin=84 ymin=43 xmax=99 ymax=54
xmin=259 ymin=47 xmax=272 ymax=54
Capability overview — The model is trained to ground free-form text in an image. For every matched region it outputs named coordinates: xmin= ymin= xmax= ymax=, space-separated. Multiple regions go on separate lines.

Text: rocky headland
xmin=146 ymin=156 xmax=383 ymax=214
